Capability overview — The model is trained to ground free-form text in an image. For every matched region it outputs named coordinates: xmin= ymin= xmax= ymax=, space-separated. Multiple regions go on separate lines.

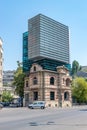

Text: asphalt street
xmin=0 ymin=106 xmax=87 ymax=130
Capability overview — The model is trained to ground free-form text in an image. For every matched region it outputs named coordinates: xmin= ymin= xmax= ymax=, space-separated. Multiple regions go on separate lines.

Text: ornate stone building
xmin=24 ymin=64 xmax=72 ymax=107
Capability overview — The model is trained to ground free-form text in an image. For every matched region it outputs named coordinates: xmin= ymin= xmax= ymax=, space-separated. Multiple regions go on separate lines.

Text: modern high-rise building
xmin=2 ymin=70 xmax=18 ymax=99
xmin=23 ymin=14 xmax=71 ymax=72
xmin=28 ymin=14 xmax=69 ymax=63
xmin=3 ymin=70 xmax=15 ymax=87
xmin=23 ymin=32 xmax=29 ymax=72
xmin=0 ymin=38 xmax=3 ymax=99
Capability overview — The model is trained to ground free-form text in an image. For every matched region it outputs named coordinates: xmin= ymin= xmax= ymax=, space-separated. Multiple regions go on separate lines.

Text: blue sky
xmin=0 ymin=0 xmax=87 ymax=70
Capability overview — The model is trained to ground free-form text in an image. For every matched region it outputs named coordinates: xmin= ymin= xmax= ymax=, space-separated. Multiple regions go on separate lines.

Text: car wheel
xmin=41 ymin=106 xmax=44 ymax=109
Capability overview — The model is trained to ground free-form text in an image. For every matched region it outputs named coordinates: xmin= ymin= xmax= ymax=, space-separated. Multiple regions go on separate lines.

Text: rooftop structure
xmin=23 ymin=14 xmax=71 ymax=72
xmin=28 ymin=14 xmax=70 ymax=63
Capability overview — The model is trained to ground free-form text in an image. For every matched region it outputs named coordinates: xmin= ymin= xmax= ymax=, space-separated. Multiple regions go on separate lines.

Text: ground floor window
xmin=50 ymin=91 xmax=55 ymax=100
xmin=64 ymin=92 xmax=69 ymax=101
xmin=34 ymin=92 xmax=38 ymax=100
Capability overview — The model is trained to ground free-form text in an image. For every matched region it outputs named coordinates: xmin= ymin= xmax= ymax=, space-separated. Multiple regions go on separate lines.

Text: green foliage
xmin=13 ymin=61 xmax=25 ymax=98
xmin=2 ymin=91 xmax=13 ymax=102
xmin=85 ymin=78 xmax=87 ymax=82
xmin=71 ymin=60 xmax=80 ymax=77
xmin=72 ymin=77 xmax=87 ymax=103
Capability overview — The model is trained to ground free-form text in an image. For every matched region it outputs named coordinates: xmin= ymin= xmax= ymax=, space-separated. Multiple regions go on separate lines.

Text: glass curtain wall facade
xmin=23 ymin=32 xmax=31 ymax=72
xmin=23 ymin=14 xmax=71 ymax=72
xmin=23 ymin=32 xmax=33 ymax=72
xmin=28 ymin=14 xmax=70 ymax=63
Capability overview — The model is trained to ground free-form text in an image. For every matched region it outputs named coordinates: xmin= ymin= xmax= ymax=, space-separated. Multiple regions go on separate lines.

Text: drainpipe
xmin=42 ymin=71 xmax=45 ymax=101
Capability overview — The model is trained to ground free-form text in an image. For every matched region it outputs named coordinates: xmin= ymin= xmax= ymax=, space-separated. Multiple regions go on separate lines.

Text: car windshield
xmin=33 ymin=103 xmax=37 ymax=105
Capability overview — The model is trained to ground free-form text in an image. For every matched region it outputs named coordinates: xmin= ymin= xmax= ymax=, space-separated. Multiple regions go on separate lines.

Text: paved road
xmin=0 ymin=106 xmax=87 ymax=130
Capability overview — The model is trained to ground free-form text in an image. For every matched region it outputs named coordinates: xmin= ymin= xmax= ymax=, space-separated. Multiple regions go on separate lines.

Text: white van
xmin=28 ymin=101 xmax=45 ymax=109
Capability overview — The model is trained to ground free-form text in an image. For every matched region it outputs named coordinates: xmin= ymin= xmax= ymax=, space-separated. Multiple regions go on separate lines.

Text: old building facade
xmin=24 ymin=64 xmax=72 ymax=108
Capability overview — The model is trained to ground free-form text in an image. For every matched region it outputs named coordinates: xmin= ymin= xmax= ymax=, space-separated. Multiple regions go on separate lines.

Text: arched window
xmin=34 ymin=66 xmax=36 ymax=71
xmin=63 ymin=78 xmax=65 ymax=84
xmin=50 ymin=77 xmax=54 ymax=85
xmin=64 ymin=92 xmax=69 ymax=100
xmin=33 ymin=77 xmax=38 ymax=85
xmin=66 ymin=78 xmax=70 ymax=86
xmin=25 ymin=81 xmax=28 ymax=87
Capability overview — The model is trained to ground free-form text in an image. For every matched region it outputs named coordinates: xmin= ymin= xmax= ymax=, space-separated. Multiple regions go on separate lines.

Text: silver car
xmin=28 ymin=101 xmax=45 ymax=109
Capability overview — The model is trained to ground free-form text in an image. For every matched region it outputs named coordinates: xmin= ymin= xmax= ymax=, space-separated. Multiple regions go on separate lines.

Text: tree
xmin=85 ymin=78 xmax=87 ymax=82
xmin=13 ymin=61 xmax=25 ymax=98
xmin=71 ymin=60 xmax=81 ymax=77
xmin=2 ymin=91 xmax=13 ymax=102
xmin=72 ymin=77 xmax=87 ymax=104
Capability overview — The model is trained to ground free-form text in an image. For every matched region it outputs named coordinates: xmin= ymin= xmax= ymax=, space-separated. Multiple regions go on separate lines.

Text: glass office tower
xmin=23 ymin=32 xmax=30 ymax=72
xmin=28 ymin=14 xmax=70 ymax=63
xmin=23 ymin=14 xmax=71 ymax=72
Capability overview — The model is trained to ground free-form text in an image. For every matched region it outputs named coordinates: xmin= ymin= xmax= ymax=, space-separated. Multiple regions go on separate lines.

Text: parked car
xmin=0 ymin=103 xmax=3 ymax=109
xmin=9 ymin=103 xmax=21 ymax=107
xmin=1 ymin=102 xmax=10 ymax=107
xmin=28 ymin=101 xmax=45 ymax=109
